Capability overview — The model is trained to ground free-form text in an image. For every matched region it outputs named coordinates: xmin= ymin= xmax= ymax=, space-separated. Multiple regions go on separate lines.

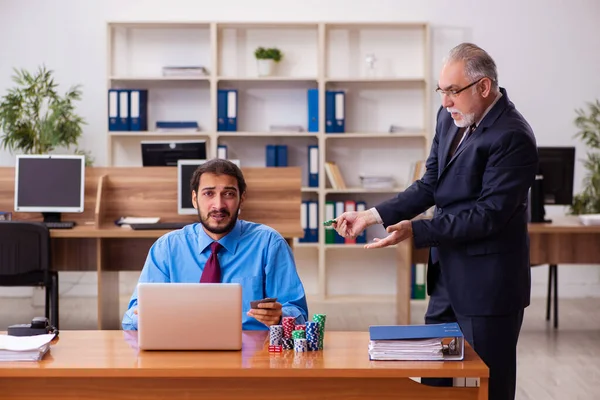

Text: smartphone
xmin=250 ymin=297 xmax=277 ymax=309
xmin=323 ymin=219 xmax=337 ymax=226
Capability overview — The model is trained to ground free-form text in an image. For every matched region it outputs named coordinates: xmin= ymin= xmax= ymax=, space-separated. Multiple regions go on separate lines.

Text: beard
xmin=447 ymin=107 xmax=476 ymax=128
xmin=198 ymin=207 xmax=240 ymax=235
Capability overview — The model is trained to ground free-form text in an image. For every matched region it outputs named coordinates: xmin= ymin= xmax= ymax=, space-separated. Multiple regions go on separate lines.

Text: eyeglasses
xmin=435 ymin=77 xmax=486 ymax=98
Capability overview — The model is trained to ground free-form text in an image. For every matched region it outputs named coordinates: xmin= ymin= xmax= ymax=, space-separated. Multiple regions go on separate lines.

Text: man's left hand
xmin=364 ymin=220 xmax=413 ymax=249
xmin=247 ymin=301 xmax=283 ymax=327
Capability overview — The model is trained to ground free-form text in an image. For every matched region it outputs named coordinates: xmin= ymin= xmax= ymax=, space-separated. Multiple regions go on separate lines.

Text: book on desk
xmin=368 ymin=322 xmax=464 ymax=361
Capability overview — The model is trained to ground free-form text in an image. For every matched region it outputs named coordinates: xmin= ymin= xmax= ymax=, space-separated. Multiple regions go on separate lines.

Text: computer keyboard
xmin=129 ymin=222 xmax=190 ymax=230
xmin=44 ymin=221 xmax=76 ymax=229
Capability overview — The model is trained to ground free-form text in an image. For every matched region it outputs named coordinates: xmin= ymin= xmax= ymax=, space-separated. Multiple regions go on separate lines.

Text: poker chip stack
xmin=269 ymin=325 xmax=283 ymax=352
xmin=305 ymin=321 xmax=319 ymax=351
xmin=292 ymin=329 xmax=306 ymax=340
xmin=294 ymin=338 xmax=308 ymax=352
xmin=313 ymin=314 xmax=327 ymax=349
xmin=282 ymin=317 xmax=295 ymax=338
xmin=294 ymin=324 xmax=306 ymax=332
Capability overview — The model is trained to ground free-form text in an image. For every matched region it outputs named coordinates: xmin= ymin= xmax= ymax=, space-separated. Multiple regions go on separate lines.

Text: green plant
xmin=569 ymin=99 xmax=600 ymax=215
xmin=254 ymin=47 xmax=283 ymax=62
xmin=0 ymin=65 xmax=92 ymax=165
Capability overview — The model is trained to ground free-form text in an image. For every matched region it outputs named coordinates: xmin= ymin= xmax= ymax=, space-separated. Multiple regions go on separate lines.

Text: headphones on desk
xmin=7 ymin=316 xmax=58 ymax=338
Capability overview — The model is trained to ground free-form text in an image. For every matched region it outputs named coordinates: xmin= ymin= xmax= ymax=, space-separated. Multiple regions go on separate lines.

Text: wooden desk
xmin=0 ymin=167 xmax=303 ymax=330
xmin=0 ymin=330 xmax=489 ymax=400
xmin=396 ymin=217 xmax=600 ymax=326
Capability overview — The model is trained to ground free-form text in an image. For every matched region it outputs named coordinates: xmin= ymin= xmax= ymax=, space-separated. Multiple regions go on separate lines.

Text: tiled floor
xmin=0 ymin=296 xmax=598 ymax=399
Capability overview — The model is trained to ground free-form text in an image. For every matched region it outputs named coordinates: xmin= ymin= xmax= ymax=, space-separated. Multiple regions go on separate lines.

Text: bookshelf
xmin=106 ymin=21 xmax=431 ymax=322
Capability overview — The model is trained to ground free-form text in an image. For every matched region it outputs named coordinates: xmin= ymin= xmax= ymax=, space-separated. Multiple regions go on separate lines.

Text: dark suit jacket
xmin=376 ymin=88 xmax=538 ymax=316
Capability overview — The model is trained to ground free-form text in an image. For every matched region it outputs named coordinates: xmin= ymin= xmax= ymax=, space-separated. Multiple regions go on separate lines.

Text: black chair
xmin=0 ymin=221 xmax=58 ymax=329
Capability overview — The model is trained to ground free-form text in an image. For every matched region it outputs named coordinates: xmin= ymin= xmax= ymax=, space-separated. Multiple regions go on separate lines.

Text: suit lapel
xmin=439 ymin=124 xmax=460 ymax=174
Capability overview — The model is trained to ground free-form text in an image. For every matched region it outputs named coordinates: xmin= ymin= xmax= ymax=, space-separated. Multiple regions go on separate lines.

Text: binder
xmin=227 ymin=90 xmax=238 ymax=131
xmin=308 ymin=200 xmax=318 ymax=242
xmin=266 ymin=145 xmax=277 ymax=167
xmin=355 ymin=201 xmax=367 ymax=244
xmin=325 ymin=201 xmax=335 ymax=244
xmin=308 ymin=145 xmax=318 ymax=187
xmin=118 ymin=89 xmax=130 ymax=131
xmin=307 ymin=88 xmax=318 ymax=132
xmin=276 ymin=145 xmax=288 ymax=167
xmin=334 ymin=201 xmax=345 ymax=244
xmin=414 ymin=264 xmax=426 ymax=299
xmin=299 ymin=201 xmax=309 ymax=243
xmin=325 ymin=90 xmax=335 ymax=133
xmin=129 ymin=89 xmax=148 ymax=131
xmin=325 ymin=90 xmax=345 ymax=133
xmin=368 ymin=322 xmax=464 ymax=361
xmin=217 ymin=145 xmax=228 ymax=159
xmin=217 ymin=89 xmax=237 ymax=131
xmin=108 ymin=89 xmax=119 ymax=131
xmin=217 ymin=90 xmax=228 ymax=131
xmin=334 ymin=91 xmax=345 ymax=133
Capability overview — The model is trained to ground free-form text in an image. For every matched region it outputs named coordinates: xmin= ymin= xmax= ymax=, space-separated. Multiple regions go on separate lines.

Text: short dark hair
xmin=190 ymin=159 xmax=246 ymax=197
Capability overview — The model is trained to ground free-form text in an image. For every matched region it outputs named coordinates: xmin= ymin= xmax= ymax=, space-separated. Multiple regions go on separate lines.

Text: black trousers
xmin=422 ymin=270 xmax=524 ymax=400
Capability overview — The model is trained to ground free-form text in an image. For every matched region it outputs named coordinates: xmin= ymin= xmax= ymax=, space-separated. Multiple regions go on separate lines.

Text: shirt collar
xmin=197 ymin=219 xmax=242 ymax=255
xmin=474 ymin=90 xmax=502 ymax=128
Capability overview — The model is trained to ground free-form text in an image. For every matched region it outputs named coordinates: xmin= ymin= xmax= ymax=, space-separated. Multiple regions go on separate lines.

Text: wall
xmin=0 ymin=0 xmax=599 ymax=299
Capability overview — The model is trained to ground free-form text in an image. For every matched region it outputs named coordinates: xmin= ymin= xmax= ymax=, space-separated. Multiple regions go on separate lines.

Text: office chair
xmin=0 ymin=221 xmax=58 ymax=329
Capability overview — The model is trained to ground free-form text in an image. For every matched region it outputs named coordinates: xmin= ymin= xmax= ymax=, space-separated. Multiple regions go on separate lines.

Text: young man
xmin=122 ymin=159 xmax=308 ymax=330
xmin=333 ymin=43 xmax=538 ymax=400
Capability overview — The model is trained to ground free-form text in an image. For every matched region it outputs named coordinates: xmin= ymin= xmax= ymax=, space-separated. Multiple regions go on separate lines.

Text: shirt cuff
xmin=282 ymin=305 xmax=306 ymax=326
xmin=369 ymin=207 xmax=383 ymax=224
xmin=122 ymin=309 xmax=139 ymax=331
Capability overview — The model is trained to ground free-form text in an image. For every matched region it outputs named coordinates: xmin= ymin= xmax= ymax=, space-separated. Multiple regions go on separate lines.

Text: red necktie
xmin=200 ymin=242 xmax=222 ymax=283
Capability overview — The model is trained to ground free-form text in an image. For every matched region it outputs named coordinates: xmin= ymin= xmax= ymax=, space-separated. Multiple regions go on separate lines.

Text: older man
xmin=333 ymin=43 xmax=538 ymax=400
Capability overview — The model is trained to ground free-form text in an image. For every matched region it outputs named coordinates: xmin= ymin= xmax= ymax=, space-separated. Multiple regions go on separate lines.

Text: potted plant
xmin=254 ymin=47 xmax=283 ymax=77
xmin=0 ymin=65 xmax=92 ymax=164
xmin=569 ymin=99 xmax=600 ymax=215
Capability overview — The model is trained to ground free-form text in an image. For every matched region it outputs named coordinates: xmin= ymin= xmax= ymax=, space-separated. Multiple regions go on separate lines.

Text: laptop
xmin=137 ymin=282 xmax=242 ymax=351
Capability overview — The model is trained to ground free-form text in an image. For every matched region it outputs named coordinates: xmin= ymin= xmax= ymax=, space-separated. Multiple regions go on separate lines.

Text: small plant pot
xmin=257 ymin=59 xmax=275 ymax=77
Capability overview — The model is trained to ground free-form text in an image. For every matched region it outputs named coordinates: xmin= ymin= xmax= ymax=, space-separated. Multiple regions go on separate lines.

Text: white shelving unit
xmin=106 ymin=21 xmax=431 ymax=318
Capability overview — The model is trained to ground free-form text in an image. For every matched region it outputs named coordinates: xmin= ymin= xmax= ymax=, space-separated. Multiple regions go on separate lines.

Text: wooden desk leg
xmin=478 ymin=377 xmax=489 ymax=400
xmin=553 ymin=264 xmax=558 ymax=329
xmin=396 ymin=240 xmax=412 ymax=325
xmin=97 ymin=238 xmax=120 ymax=330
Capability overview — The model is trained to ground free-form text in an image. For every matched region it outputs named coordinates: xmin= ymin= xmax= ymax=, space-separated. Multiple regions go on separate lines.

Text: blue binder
xmin=355 ymin=201 xmax=367 ymax=244
xmin=308 ymin=145 xmax=318 ymax=187
xmin=325 ymin=90 xmax=336 ymax=133
xmin=266 ymin=145 xmax=277 ymax=167
xmin=129 ymin=89 xmax=148 ymax=131
xmin=217 ymin=90 xmax=228 ymax=131
xmin=117 ymin=89 xmax=130 ymax=131
xmin=217 ymin=89 xmax=238 ymax=131
xmin=276 ymin=145 xmax=288 ymax=167
xmin=108 ymin=89 xmax=119 ymax=131
xmin=307 ymin=88 xmax=318 ymax=132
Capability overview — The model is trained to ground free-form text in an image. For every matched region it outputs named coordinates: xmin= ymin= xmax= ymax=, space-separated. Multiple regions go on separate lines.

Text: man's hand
xmin=364 ymin=220 xmax=413 ymax=249
xmin=333 ymin=210 xmax=376 ymax=239
xmin=247 ymin=301 xmax=283 ymax=327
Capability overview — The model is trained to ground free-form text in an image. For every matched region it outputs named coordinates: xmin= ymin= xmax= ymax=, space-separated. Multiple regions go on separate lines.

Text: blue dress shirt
xmin=122 ymin=219 xmax=309 ymax=331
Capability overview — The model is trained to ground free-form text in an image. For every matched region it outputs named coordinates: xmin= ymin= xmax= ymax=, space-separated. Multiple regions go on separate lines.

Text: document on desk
xmin=368 ymin=322 xmax=464 ymax=361
xmin=0 ymin=333 xmax=55 ymax=361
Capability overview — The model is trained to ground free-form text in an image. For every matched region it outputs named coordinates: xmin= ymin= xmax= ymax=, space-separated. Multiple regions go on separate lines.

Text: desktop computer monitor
xmin=14 ymin=154 xmax=85 ymax=224
xmin=529 ymin=146 xmax=575 ymax=223
xmin=141 ymin=140 xmax=207 ymax=167
xmin=177 ymin=159 xmax=241 ymax=215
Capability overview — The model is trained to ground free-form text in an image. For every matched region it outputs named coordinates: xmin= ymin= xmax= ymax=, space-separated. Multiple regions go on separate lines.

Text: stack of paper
xmin=359 ymin=174 xmax=396 ymax=189
xmin=0 ymin=333 xmax=55 ymax=362
xmin=368 ymin=322 xmax=464 ymax=361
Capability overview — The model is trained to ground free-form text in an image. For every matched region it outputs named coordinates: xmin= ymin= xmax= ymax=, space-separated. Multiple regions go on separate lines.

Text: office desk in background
xmin=397 ymin=218 xmax=600 ymax=327
xmin=0 ymin=167 xmax=303 ymax=329
xmin=0 ymin=330 xmax=489 ymax=400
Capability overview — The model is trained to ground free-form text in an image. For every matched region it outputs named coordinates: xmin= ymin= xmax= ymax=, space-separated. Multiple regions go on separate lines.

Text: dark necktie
xmin=447 ymin=124 xmax=476 ymax=161
xmin=200 ymin=242 xmax=222 ymax=283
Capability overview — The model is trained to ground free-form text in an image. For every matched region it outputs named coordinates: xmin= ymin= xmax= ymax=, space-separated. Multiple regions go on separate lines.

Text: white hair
xmin=445 ymin=43 xmax=499 ymax=92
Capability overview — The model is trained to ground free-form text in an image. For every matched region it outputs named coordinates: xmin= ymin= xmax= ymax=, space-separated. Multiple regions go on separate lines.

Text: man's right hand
xmin=333 ymin=210 xmax=376 ymax=239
